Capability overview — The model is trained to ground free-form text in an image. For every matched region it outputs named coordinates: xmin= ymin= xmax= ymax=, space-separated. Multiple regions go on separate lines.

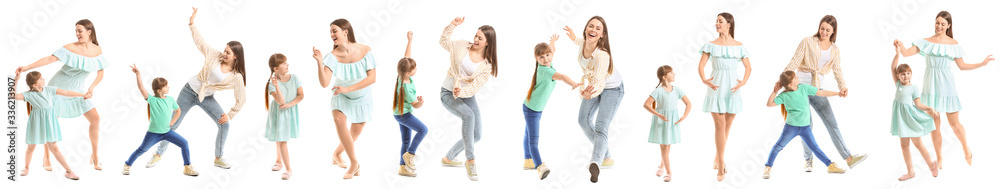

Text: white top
xmin=188 ymin=65 xmax=231 ymax=96
xmin=580 ymin=56 xmax=622 ymax=88
xmin=442 ymin=54 xmax=484 ymax=91
xmin=798 ymin=48 xmax=831 ymax=88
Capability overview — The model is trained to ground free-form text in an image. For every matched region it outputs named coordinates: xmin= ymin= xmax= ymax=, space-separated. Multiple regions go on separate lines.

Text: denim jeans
xmin=395 ymin=113 xmax=428 ymax=165
xmin=522 ymin=104 xmax=543 ymax=168
xmin=802 ymin=95 xmax=851 ymax=161
xmin=578 ymin=84 xmax=624 ymax=163
xmin=441 ymin=88 xmax=482 ymax=160
xmin=766 ymin=123 xmax=832 ymax=167
xmin=126 ymin=130 xmax=190 ymax=166
xmin=156 ymin=84 xmax=231 ymax=158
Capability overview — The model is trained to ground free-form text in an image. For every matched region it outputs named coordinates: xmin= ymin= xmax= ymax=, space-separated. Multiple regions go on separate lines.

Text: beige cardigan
xmin=190 ymin=24 xmax=247 ymax=119
xmin=440 ymin=23 xmax=493 ymax=98
xmin=783 ymin=36 xmax=846 ymax=90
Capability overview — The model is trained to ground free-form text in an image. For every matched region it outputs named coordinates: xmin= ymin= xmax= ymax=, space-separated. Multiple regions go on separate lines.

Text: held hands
xmin=312 ymin=47 xmax=323 ymax=62
xmin=703 ymin=77 xmax=719 ymax=90
xmin=189 ymin=7 xmax=198 ymax=25
xmin=451 ymin=17 xmax=465 ymax=26
xmin=562 ymin=26 xmax=577 ymax=41
xmin=15 ymin=66 xmax=28 ymax=75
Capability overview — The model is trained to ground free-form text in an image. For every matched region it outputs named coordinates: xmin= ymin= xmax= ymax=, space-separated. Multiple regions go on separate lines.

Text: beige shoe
xmin=402 ymin=152 xmax=416 ymax=171
xmin=398 ymin=165 xmax=417 ymax=177
xmin=601 ymin=159 xmax=615 ymax=168
xmin=827 ymin=162 xmax=846 ymax=174
xmin=762 ymin=166 xmax=772 ymax=179
xmin=122 ymin=164 xmax=131 ymax=175
xmin=184 ymin=165 xmax=200 ymax=176
xmin=214 ymin=158 xmax=232 ymax=169
xmin=523 ymin=159 xmax=535 ymax=170
xmin=441 ymin=157 xmax=463 ymax=167
xmin=146 ymin=154 xmax=161 ymax=168
xmin=537 ymin=163 xmax=550 ymax=180
xmin=465 ymin=161 xmax=479 ymax=181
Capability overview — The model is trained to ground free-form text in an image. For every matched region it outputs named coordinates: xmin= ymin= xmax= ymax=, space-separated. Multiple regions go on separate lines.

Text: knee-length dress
xmin=912 ymin=39 xmax=963 ymax=113
xmin=23 ymin=86 xmax=62 ymax=144
xmin=700 ymin=43 xmax=748 ymax=113
xmin=323 ymin=51 xmax=376 ymax=123
xmin=265 ymin=74 xmax=302 ymax=141
xmin=49 ymin=47 xmax=108 ymax=117
xmin=648 ymin=86 xmax=685 ymax=145
xmin=891 ymin=81 xmax=936 ymax=137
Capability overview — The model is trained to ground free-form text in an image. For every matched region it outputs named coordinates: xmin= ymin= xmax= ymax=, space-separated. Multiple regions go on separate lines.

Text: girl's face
xmin=715 ymin=16 xmax=730 ymax=35
xmin=471 ymin=30 xmax=488 ymax=50
xmin=898 ymin=71 xmax=912 ymax=85
xmin=157 ymin=85 xmax=170 ymax=96
xmin=818 ymin=22 xmax=834 ymax=41
xmin=934 ymin=17 xmax=950 ymax=36
xmin=32 ymin=77 xmax=46 ymax=90
xmin=584 ymin=19 xmax=604 ymax=43
xmin=787 ymin=76 xmax=800 ymax=88
xmin=331 ymin=25 xmax=349 ymax=46
xmin=273 ymin=61 xmax=289 ymax=74
xmin=666 ymin=71 xmax=676 ymax=82
xmin=75 ymin=24 xmax=90 ymax=43
xmin=222 ymin=45 xmax=236 ymax=64
xmin=536 ymin=53 xmax=553 ymax=66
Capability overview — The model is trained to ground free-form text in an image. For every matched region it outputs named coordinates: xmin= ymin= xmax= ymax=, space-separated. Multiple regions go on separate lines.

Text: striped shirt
xmin=783 ymin=36 xmax=846 ymax=90
xmin=574 ymin=38 xmax=616 ymax=98
xmin=189 ymin=24 xmax=247 ymax=119
xmin=440 ymin=23 xmax=493 ymax=98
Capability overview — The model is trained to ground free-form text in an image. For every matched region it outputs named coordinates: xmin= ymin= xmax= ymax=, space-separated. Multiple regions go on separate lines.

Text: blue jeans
xmin=156 ymin=84 xmax=231 ymax=158
xmin=441 ymin=88 xmax=482 ymax=160
xmin=765 ymin=123 xmax=832 ymax=167
xmin=394 ymin=113 xmax=428 ymax=165
xmin=126 ymin=130 xmax=190 ymax=166
xmin=522 ymin=104 xmax=542 ymax=168
xmin=578 ymin=84 xmax=624 ymax=163
xmin=803 ymin=95 xmax=851 ymax=161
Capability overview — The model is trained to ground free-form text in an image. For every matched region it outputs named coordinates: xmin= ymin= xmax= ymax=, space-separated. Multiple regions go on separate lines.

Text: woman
xmin=311 ymin=18 xmax=376 ymax=179
xmin=783 ymin=15 xmax=868 ymax=172
xmin=146 ymin=7 xmax=247 ymax=170
xmin=697 ymin=12 xmax=751 ymax=181
xmin=563 ymin=15 xmax=621 ymax=183
xmin=436 ymin=17 xmax=498 ymax=182
xmin=894 ymin=11 xmax=993 ymax=169
xmin=15 ymin=19 xmax=107 ymax=171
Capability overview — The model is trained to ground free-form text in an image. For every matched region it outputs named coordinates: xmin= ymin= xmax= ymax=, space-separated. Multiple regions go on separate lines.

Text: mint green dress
xmin=23 ymin=86 xmax=62 ymax=144
xmin=265 ymin=74 xmax=302 ymax=142
xmin=912 ymin=39 xmax=963 ymax=113
xmin=323 ymin=51 xmax=376 ymax=123
xmin=891 ymin=81 xmax=936 ymax=137
xmin=49 ymin=47 xmax=108 ymax=118
xmin=700 ymin=43 xmax=748 ymax=114
xmin=648 ymin=86 xmax=685 ymax=145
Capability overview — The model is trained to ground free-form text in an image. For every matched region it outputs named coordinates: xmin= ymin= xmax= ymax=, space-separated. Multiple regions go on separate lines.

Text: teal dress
xmin=891 ymin=81 xmax=936 ymax=137
xmin=265 ymin=74 xmax=302 ymax=142
xmin=49 ymin=47 xmax=108 ymax=118
xmin=648 ymin=86 xmax=685 ymax=145
xmin=23 ymin=86 xmax=62 ymax=144
xmin=700 ymin=43 xmax=748 ymax=114
xmin=323 ymin=51 xmax=376 ymax=123
xmin=912 ymin=39 xmax=963 ymax=113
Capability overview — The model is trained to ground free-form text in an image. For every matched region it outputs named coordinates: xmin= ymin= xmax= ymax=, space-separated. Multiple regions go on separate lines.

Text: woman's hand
xmin=312 ymin=47 xmax=323 ymax=62
xmin=581 ymin=85 xmax=596 ymax=100
xmin=562 ymin=26 xmax=577 ymax=42
xmin=217 ymin=114 xmax=229 ymax=125
xmin=673 ymin=116 xmax=686 ymax=125
xmin=452 ymin=87 xmax=461 ymax=98
xmin=189 ymin=7 xmax=198 ymax=25
xmin=702 ymin=77 xmax=718 ymax=90
xmin=15 ymin=66 xmax=28 ymax=75
xmin=279 ymin=103 xmax=293 ymax=109
xmin=451 ymin=17 xmax=465 ymax=26
xmin=981 ymin=54 xmax=994 ymax=65
xmin=730 ymin=80 xmax=745 ymax=93
xmin=656 ymin=114 xmax=667 ymax=121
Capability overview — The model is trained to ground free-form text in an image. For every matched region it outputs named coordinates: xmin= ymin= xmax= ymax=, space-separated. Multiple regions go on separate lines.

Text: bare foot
xmin=898 ymin=173 xmax=915 ymax=181
xmin=19 ymin=168 xmax=28 ymax=176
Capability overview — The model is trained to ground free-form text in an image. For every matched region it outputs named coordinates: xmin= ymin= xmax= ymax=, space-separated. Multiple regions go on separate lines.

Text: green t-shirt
xmin=524 ymin=64 xmax=557 ymax=111
xmin=394 ymin=77 xmax=417 ymax=115
xmin=147 ymin=95 xmax=179 ymax=134
xmin=773 ymin=84 xmax=818 ymax=127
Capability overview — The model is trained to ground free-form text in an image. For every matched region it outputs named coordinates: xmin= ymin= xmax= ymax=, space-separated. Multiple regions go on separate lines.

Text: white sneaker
xmin=804 ymin=159 xmax=813 ymax=172
xmin=214 ymin=158 xmax=232 ymax=169
xmin=465 ymin=161 xmax=479 ymax=181
xmin=146 ymin=155 xmax=161 ymax=168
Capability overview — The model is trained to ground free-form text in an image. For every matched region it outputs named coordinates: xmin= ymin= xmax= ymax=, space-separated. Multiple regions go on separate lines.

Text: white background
xmin=2 ymin=0 xmax=997 ymax=188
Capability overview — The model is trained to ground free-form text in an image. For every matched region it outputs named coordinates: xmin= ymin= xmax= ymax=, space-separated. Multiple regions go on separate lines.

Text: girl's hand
xmin=571 ymin=82 xmax=581 ymax=90
xmin=773 ymin=82 xmax=783 ymax=93
xmin=86 ymin=90 xmax=94 ymax=99
xmin=83 ymin=93 xmax=92 ymax=99
xmin=451 ymin=17 xmax=465 ymax=26
xmin=416 ymin=96 xmax=424 ymax=103
xmin=730 ymin=80 xmax=745 ymax=93
xmin=673 ymin=116 xmax=686 ymax=125
xmin=14 ymin=72 xmax=21 ymax=82
xmin=656 ymin=114 xmax=667 ymax=121
xmin=189 ymin=7 xmax=198 ymax=25
xmin=332 ymin=86 xmax=353 ymax=95
xmin=702 ymin=77 xmax=718 ymax=90
xmin=549 ymin=33 xmax=559 ymax=43
xmin=406 ymin=31 xmax=413 ymax=41
xmin=130 ymin=64 xmax=140 ymax=75
xmin=981 ymin=55 xmax=994 ymax=65
xmin=270 ymin=76 xmax=280 ymax=88
xmin=562 ymin=26 xmax=577 ymax=41
xmin=279 ymin=103 xmax=293 ymax=109
xmin=927 ymin=110 xmax=939 ymax=118
xmin=312 ymin=47 xmax=323 ymax=62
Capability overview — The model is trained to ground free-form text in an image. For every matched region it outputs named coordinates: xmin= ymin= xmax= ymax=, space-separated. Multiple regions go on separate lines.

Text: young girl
xmin=891 ymin=45 xmax=939 ymax=181
xmin=123 ymin=64 xmax=199 ymax=176
xmin=642 ymin=65 xmax=691 ymax=182
xmin=14 ymin=71 xmax=89 ymax=180
xmin=763 ymin=71 xmax=847 ymax=179
xmin=394 ymin=31 xmax=427 ymax=177
xmin=265 ymin=53 xmax=304 ymax=180
xmin=522 ymin=34 xmax=580 ymax=180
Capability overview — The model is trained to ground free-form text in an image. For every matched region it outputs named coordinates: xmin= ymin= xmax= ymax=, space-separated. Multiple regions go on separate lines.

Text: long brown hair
xmin=651 ymin=65 xmax=673 ymax=110
xmin=525 ymin=43 xmax=553 ymax=102
xmin=937 ymin=11 xmax=953 ymax=38
xmin=581 ymin=16 xmax=614 ymax=74
xmin=24 ymin=71 xmax=43 ymax=115
xmin=393 ymin=57 xmax=417 ymax=114
xmin=814 ymin=15 xmax=838 ymax=42
xmin=777 ymin=71 xmax=797 ymax=119
xmin=331 ymin=19 xmax=357 ymax=49
xmin=148 ymin=77 xmax=168 ymax=119
xmin=718 ymin=13 xmax=735 ymax=38
xmin=76 ymin=19 xmax=98 ymax=46
xmin=478 ymin=25 xmax=499 ymax=77
xmin=265 ymin=53 xmax=287 ymax=110
xmin=227 ymin=41 xmax=247 ymax=86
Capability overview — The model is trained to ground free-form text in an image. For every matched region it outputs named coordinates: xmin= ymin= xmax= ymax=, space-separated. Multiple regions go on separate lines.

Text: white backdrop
xmin=2 ymin=0 xmax=996 ymax=189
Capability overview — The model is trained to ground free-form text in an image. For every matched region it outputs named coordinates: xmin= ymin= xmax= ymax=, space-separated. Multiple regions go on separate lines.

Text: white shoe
xmin=465 ymin=161 xmax=479 ymax=181
xmin=214 ymin=158 xmax=232 ymax=169
xmin=804 ymin=159 xmax=813 ymax=172
xmin=146 ymin=155 xmax=161 ymax=168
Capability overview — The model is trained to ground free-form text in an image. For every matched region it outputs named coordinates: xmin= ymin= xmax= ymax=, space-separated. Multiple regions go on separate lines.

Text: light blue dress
xmin=265 ymin=74 xmax=302 ymax=142
xmin=49 ymin=47 xmax=108 ymax=118
xmin=648 ymin=86 xmax=685 ymax=145
xmin=700 ymin=43 xmax=748 ymax=113
xmin=891 ymin=81 xmax=936 ymax=137
xmin=912 ymin=39 xmax=963 ymax=113
xmin=23 ymin=86 xmax=62 ymax=144
xmin=323 ymin=51 xmax=376 ymax=123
